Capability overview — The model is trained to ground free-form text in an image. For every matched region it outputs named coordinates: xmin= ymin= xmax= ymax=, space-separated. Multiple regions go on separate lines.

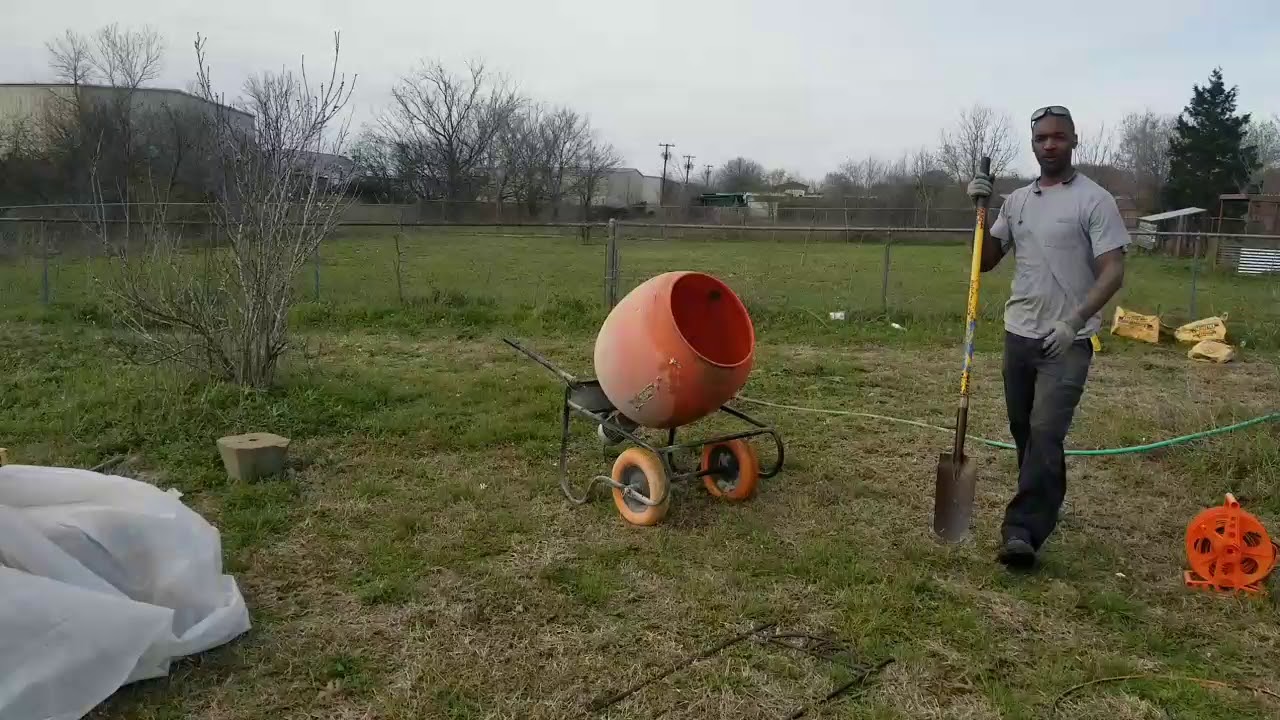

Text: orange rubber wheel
xmin=611 ymin=448 xmax=670 ymax=526
xmin=701 ymin=440 xmax=760 ymax=501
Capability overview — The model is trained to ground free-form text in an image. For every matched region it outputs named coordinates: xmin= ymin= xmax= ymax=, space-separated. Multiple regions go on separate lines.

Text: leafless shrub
xmin=94 ymin=32 xmax=355 ymax=388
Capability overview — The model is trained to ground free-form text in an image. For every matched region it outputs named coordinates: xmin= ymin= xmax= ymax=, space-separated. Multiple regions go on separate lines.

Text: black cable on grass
xmin=1050 ymin=674 xmax=1280 ymax=718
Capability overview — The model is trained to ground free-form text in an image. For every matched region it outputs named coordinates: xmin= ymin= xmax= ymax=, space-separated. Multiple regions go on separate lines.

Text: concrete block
xmin=217 ymin=432 xmax=290 ymax=482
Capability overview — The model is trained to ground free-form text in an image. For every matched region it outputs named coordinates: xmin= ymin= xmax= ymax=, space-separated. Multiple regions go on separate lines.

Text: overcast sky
xmin=5 ymin=0 xmax=1278 ymax=180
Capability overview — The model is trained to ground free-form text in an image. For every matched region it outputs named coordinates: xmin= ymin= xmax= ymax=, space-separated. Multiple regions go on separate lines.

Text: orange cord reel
xmin=1184 ymin=493 xmax=1276 ymax=595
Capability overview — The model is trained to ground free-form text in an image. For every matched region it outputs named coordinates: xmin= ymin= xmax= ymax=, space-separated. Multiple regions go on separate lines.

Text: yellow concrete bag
xmin=1175 ymin=315 xmax=1228 ymax=344
xmin=1110 ymin=306 xmax=1161 ymax=344
xmin=1188 ymin=339 xmax=1236 ymax=363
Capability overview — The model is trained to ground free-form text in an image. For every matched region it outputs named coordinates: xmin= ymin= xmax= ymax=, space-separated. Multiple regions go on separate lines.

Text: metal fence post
xmin=37 ymin=220 xmax=51 ymax=306
xmin=880 ymin=231 xmax=893 ymax=315
xmin=605 ymin=219 xmax=619 ymax=308
xmin=1189 ymin=234 xmax=1200 ymax=319
xmin=312 ymin=236 xmax=321 ymax=302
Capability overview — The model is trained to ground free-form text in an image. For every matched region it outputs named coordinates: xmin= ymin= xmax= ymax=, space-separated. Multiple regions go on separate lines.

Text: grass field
xmin=6 ymin=226 xmax=1280 ymax=350
xmin=3 ymin=229 xmax=1280 ymax=719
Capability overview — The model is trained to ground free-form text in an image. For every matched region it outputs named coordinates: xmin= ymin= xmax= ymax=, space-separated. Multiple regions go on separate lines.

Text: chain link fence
xmin=3 ymin=203 xmax=1279 ymax=347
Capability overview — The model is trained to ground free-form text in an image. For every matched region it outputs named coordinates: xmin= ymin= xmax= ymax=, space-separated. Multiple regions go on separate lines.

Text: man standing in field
xmin=966 ymin=105 xmax=1129 ymax=569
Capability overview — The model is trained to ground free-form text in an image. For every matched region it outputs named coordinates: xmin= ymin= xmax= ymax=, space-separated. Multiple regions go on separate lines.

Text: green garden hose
xmin=734 ymin=396 xmax=1280 ymax=457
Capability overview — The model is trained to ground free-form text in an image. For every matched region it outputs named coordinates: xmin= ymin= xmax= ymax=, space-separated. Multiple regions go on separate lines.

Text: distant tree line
xmin=2 ymin=28 xmax=1275 ymax=225
xmin=349 ymin=61 xmax=621 ymax=217
xmin=709 ymin=68 xmax=1276 ymax=221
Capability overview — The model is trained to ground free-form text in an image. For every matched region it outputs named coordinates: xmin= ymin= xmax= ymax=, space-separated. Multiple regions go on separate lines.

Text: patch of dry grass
xmin=3 ymin=322 xmax=1278 ymax=718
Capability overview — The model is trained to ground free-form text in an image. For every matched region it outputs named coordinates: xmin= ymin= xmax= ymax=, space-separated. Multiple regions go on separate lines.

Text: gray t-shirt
xmin=989 ymin=172 xmax=1130 ymax=340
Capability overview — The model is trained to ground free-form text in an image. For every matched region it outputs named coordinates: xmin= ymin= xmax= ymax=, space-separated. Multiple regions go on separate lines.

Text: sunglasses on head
xmin=1031 ymin=105 xmax=1072 ymax=124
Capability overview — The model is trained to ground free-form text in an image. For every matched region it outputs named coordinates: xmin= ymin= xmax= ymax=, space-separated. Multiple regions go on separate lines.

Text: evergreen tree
xmin=1164 ymin=68 xmax=1259 ymax=211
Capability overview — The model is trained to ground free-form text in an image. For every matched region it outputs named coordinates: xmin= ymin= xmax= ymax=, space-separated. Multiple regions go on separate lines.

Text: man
xmin=966 ymin=105 xmax=1128 ymax=569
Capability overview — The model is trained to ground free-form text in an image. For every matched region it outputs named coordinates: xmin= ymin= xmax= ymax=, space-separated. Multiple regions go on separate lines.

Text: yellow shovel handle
xmin=958 ymin=156 xmax=992 ymax=400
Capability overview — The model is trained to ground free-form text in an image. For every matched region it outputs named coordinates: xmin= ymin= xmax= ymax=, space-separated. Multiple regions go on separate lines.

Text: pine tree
xmin=1164 ymin=68 xmax=1259 ymax=211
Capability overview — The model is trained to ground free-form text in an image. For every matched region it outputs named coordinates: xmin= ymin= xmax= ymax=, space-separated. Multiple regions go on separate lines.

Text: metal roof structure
xmin=1138 ymin=207 xmax=1206 ymax=222
xmin=0 ymin=82 xmax=254 ymax=120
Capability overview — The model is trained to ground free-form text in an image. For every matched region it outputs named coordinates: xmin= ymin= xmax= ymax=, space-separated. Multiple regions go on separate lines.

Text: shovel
xmin=933 ymin=156 xmax=992 ymax=543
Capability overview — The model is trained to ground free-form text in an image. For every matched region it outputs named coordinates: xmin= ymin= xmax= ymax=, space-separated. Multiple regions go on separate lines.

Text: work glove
xmin=1042 ymin=318 xmax=1083 ymax=360
xmin=966 ymin=173 xmax=993 ymax=201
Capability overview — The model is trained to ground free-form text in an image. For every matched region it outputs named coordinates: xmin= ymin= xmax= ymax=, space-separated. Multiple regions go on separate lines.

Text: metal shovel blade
xmin=933 ymin=452 xmax=977 ymax=542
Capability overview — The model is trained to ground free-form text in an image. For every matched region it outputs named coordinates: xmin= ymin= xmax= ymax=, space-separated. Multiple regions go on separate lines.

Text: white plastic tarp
xmin=0 ymin=465 xmax=251 ymax=720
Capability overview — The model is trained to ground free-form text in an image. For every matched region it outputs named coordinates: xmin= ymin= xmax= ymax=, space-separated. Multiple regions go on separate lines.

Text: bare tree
xmin=379 ymin=60 xmax=521 ymax=202
xmin=540 ymin=107 xmax=588 ymax=215
xmin=1073 ymin=122 xmax=1127 ymax=193
xmin=937 ymin=104 xmax=1018 ymax=182
xmin=349 ymin=128 xmax=408 ymax=202
xmin=37 ymin=24 xmax=171 ymax=206
xmin=714 ymin=157 xmax=766 ymax=192
xmin=820 ymin=171 xmax=853 ymax=198
xmin=1074 ymin=122 xmax=1116 ymax=167
xmin=95 ymin=32 xmax=355 ymax=388
xmin=574 ymin=137 xmax=621 ymax=217
xmin=1246 ymin=115 xmax=1280 ymax=171
xmin=47 ymin=24 xmax=164 ymax=90
xmin=89 ymin=23 xmax=164 ymax=89
xmin=908 ymin=147 xmax=946 ymax=226
xmin=499 ymin=105 xmax=545 ymax=213
xmin=1117 ymin=110 xmax=1175 ymax=211
xmin=837 ymin=156 xmax=892 ymax=198
xmin=46 ymin=30 xmax=95 ymax=86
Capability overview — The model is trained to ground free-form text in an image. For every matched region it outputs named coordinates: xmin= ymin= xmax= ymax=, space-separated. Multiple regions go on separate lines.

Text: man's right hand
xmin=967 ymin=174 xmax=993 ymax=201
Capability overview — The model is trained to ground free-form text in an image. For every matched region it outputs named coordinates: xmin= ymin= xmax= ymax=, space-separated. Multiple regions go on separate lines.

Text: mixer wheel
xmin=611 ymin=448 xmax=670 ymax=526
xmin=701 ymin=440 xmax=760 ymax=501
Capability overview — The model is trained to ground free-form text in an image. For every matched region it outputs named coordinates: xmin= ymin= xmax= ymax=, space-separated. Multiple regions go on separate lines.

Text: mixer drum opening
xmin=670 ymin=273 xmax=754 ymax=368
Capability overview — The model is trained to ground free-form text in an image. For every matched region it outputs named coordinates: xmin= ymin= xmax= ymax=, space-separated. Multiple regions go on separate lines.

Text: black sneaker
xmin=996 ymin=537 xmax=1037 ymax=570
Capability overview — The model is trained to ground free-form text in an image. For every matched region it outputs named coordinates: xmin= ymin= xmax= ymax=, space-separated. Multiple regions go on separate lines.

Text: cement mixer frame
xmin=505 ymin=338 xmax=785 ymax=526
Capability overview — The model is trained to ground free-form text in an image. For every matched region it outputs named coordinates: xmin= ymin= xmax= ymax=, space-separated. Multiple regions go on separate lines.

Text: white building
xmin=595 ymin=167 xmax=675 ymax=208
xmin=0 ymin=83 xmax=255 ymax=142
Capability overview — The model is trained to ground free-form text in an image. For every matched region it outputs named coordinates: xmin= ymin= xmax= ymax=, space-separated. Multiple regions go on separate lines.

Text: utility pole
xmin=703 ymin=164 xmax=714 ymax=189
xmin=658 ymin=143 xmax=675 ymax=206
xmin=681 ymin=155 xmax=696 ymax=205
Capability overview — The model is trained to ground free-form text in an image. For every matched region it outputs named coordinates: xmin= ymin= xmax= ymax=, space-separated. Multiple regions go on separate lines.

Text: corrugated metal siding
xmin=1218 ymin=241 xmax=1280 ymax=275
xmin=1237 ymin=247 xmax=1280 ymax=275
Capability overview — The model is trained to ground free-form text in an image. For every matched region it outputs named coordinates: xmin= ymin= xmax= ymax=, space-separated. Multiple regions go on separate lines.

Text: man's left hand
xmin=1042 ymin=319 xmax=1082 ymax=359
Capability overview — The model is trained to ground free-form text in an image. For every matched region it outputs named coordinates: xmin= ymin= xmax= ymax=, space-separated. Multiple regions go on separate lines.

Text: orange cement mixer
xmin=503 ymin=270 xmax=783 ymax=526
xmin=594 ymin=271 xmax=756 ymax=429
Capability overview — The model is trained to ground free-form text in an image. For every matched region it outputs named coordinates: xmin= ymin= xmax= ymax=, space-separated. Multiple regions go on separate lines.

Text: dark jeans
xmin=1001 ymin=331 xmax=1093 ymax=549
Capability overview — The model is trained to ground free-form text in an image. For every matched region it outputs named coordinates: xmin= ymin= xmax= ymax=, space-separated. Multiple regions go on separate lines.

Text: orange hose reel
xmin=1184 ymin=493 xmax=1276 ymax=594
